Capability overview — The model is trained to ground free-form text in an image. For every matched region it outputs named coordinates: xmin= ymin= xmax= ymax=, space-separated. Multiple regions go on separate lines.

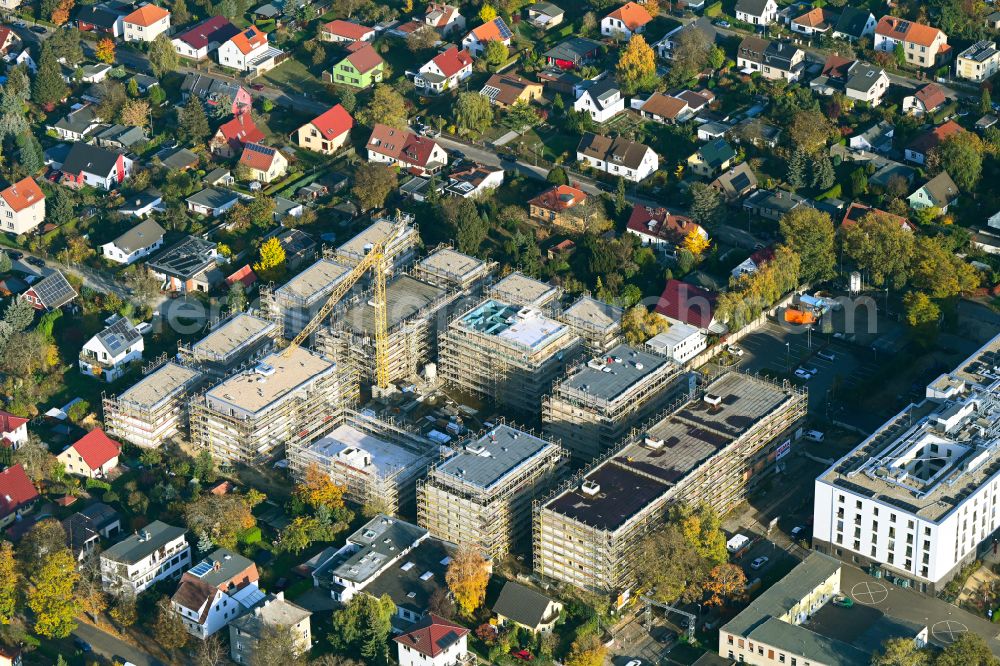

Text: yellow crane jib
xmin=281 ymin=221 xmax=404 ymax=392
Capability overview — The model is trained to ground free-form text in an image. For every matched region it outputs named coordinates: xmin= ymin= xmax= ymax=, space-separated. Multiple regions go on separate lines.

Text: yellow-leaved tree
xmin=0 ymin=541 xmax=17 ymax=623
xmin=616 ymin=34 xmax=658 ymax=95
xmin=253 ymin=237 xmax=286 ymax=279
xmin=478 ymin=4 xmax=497 ymax=22
xmin=683 ymin=228 xmax=710 ymax=259
xmin=293 ymin=463 xmax=346 ymax=511
xmin=28 ymin=549 xmax=81 ymax=639
xmin=95 ymin=38 xmax=116 ymax=64
xmin=446 ymin=546 xmax=490 ymax=616
xmin=565 ymin=634 xmax=607 ymax=666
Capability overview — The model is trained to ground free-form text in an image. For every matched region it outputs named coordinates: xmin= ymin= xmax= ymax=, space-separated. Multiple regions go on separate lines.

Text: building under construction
xmin=543 ymin=343 xmax=684 ymax=462
xmin=534 ymin=372 xmax=807 ymax=598
xmin=262 ymin=258 xmax=353 ymax=339
xmin=489 ymin=272 xmax=562 ymax=311
xmin=333 ymin=217 xmax=420 ymax=272
xmin=103 ymin=362 xmax=205 ymax=448
xmin=559 ymin=295 xmax=623 ymax=355
xmin=412 ymin=246 xmax=494 ymax=293
xmin=177 ymin=312 xmax=278 ymax=379
xmin=189 ymin=346 xmax=346 ymax=465
xmin=439 ymin=299 xmax=583 ymax=414
xmin=287 ymin=410 xmax=437 ymax=514
xmin=418 ymin=423 xmax=564 ymax=560
xmin=316 ymin=273 xmax=463 ymax=386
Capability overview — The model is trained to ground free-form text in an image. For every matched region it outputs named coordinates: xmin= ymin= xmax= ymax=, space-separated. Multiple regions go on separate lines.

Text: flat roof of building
xmin=950 ymin=332 xmax=1000 ymax=387
xmin=275 ymin=258 xmax=351 ymax=306
xmin=435 ymin=424 xmax=558 ymax=491
xmin=305 ymin=423 xmax=421 ymax=475
xmin=337 ymin=218 xmax=416 ymax=261
xmin=333 ymin=515 xmax=428 ymax=584
xmin=546 ymin=461 xmax=669 ymax=531
xmin=191 ymin=313 xmax=275 ymax=361
xmin=417 ymin=247 xmax=489 ymax=284
xmin=458 ymin=299 xmax=569 ymax=351
xmin=489 ymin=272 xmax=560 ymax=307
xmin=340 ymin=275 xmax=445 ymax=333
xmin=559 ymin=344 xmax=670 ymax=403
xmin=117 ymin=362 xmax=203 ymax=409
xmin=204 ymin=346 xmax=335 ymax=415
xmin=560 ymin=295 xmax=623 ymax=333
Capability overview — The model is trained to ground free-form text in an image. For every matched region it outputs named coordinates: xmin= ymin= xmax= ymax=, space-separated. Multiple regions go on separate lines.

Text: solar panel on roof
xmin=496 ymin=18 xmax=512 ymax=39
xmin=190 ymin=561 xmax=213 ymax=577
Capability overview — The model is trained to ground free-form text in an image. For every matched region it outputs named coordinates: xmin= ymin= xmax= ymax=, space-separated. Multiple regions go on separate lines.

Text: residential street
xmin=72 ymin=623 xmax=163 ymax=666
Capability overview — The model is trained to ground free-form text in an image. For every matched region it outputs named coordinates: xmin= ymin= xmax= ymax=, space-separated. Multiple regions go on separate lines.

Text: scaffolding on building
xmin=102 ymin=362 xmax=206 ymax=448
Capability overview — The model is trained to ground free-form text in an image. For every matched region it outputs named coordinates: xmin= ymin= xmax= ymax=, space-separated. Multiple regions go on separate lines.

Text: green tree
xmin=454 ymin=91 xmax=494 ymax=135
xmin=227 ymin=281 xmax=248 ymax=313
xmin=910 ymin=235 xmax=980 ymax=298
xmin=505 ymin=100 xmax=540 ymax=131
xmin=667 ymin=25 xmax=709 ymax=87
xmin=547 ymin=166 xmax=569 ymax=186
xmin=32 ymin=48 xmax=69 ymax=107
xmin=903 ymin=291 xmax=940 ymax=328
xmin=689 ymin=181 xmax=722 ymax=227
xmin=0 ymin=250 xmax=11 ymax=274
xmin=634 ymin=523 xmax=704 ymax=604
xmin=441 ymin=197 xmax=487 ymax=254
xmin=330 ymin=593 xmax=396 ymax=661
xmin=0 ymin=541 xmax=18 ymax=623
xmin=849 ymin=167 xmax=868 ymax=197
xmin=871 ymin=637 xmax=933 ymax=666
xmin=357 ymin=84 xmax=408 ymax=129
xmin=616 ymin=34 xmax=658 ymax=94
xmin=184 ymin=493 xmax=257 ymax=550
xmin=779 ymin=208 xmax=836 ymax=283
xmin=27 ymin=549 xmax=81 ymax=639
xmin=16 ymin=132 xmax=44 ymax=176
xmin=788 ymin=108 xmax=835 ymax=154
xmin=483 ymin=39 xmax=508 ymax=70
xmin=253 ymin=237 xmax=286 ymax=276
xmin=178 ymin=95 xmax=210 ymax=145
xmin=982 ymin=87 xmax=993 ymax=115
xmin=171 ymin=0 xmax=190 ymax=24
xmin=934 ymin=131 xmax=985 ymax=191
xmin=786 ymin=148 xmax=808 ymax=189
xmin=339 ymin=88 xmax=357 ymax=113
xmin=936 ymin=632 xmax=999 ymax=666
xmin=894 ymin=43 xmax=906 ymax=67
xmin=614 ymin=176 xmax=627 ymax=216
xmin=148 ymin=33 xmax=180 ymax=77
xmin=153 ymin=595 xmax=188 ymax=651
xmin=811 ymin=154 xmax=835 ymax=189
xmin=842 ymin=212 xmax=916 ymax=288
xmin=351 ymin=163 xmax=397 ymax=211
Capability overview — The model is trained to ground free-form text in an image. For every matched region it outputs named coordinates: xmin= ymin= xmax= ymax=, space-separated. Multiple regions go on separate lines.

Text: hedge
xmin=705 ymin=1 xmax=723 ymax=16
xmin=86 ymin=478 xmax=112 ymax=491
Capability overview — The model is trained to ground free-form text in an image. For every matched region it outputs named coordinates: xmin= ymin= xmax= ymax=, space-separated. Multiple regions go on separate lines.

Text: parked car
xmin=804 ymin=430 xmax=825 ymax=442
xmin=73 ymin=637 xmax=92 ymax=653
xmin=626 ymin=660 xmax=643 ymax=666
xmin=714 ymin=19 xmax=730 ymax=27
xmin=794 ymin=368 xmax=812 ymax=380
xmin=750 ymin=556 xmax=769 ymax=570
xmin=5 ymin=250 xmax=22 ymax=260
xmin=30 ymin=25 xmax=47 ymax=34
xmin=26 ymin=256 xmax=45 ymax=268
xmin=790 ymin=526 xmax=805 ymax=539
xmin=449 ymin=148 xmax=466 ymax=160
xmin=727 ymin=345 xmax=744 ymax=357
xmin=251 ymin=83 xmax=265 ymax=91
xmin=801 ymin=366 xmax=818 ymax=375
xmin=817 ymin=351 xmax=835 ymax=361
xmin=512 ymin=649 xmax=534 ymax=661
xmin=832 ymin=594 xmax=854 ymax=608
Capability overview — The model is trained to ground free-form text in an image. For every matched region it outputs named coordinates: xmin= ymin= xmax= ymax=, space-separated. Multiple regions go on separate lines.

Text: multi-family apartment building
xmin=874 ymin=16 xmax=950 ymax=68
xmin=103 ymin=362 xmax=205 ymax=448
xmin=100 ymin=520 xmax=191 ymax=594
xmin=0 ymin=177 xmax=45 ymax=235
xmin=576 ymin=133 xmax=659 ymax=182
xmin=229 ymin=593 xmax=311 ymax=663
xmin=558 ymin=296 xmax=623 ymax=355
xmin=418 ymin=424 xmax=565 ymax=559
xmin=955 ymin=40 xmax=1000 ymax=82
xmin=177 ymin=312 xmax=278 ymax=380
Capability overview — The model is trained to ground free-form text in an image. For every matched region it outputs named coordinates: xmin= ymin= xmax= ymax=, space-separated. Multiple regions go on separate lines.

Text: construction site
xmin=412 ymin=246 xmax=494 ymax=293
xmin=177 ymin=312 xmax=278 ymax=379
xmin=102 ymin=361 xmax=206 ymax=448
xmin=418 ymin=423 xmax=565 ymax=560
xmin=287 ymin=409 xmax=438 ymax=515
xmin=438 ymin=299 xmax=584 ymax=415
xmin=543 ymin=343 xmax=685 ymax=462
xmin=332 ymin=216 xmax=420 ymax=271
xmin=189 ymin=346 xmax=348 ymax=465
xmin=262 ymin=258 xmax=353 ymax=339
xmin=534 ymin=372 xmax=807 ymax=597
xmin=559 ymin=295 xmax=624 ymax=355
xmin=488 ymin=272 xmax=562 ymax=311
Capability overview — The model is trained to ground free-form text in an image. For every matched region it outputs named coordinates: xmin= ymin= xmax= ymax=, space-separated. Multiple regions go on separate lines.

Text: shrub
xmin=705 ymin=1 xmax=722 ymax=15
xmin=86 ymin=478 xmax=111 ymax=491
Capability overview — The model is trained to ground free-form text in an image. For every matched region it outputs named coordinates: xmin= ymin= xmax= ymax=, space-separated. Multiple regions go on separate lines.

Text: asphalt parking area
xmin=850 ymin=581 xmax=889 ymax=605
xmin=932 ymin=620 xmax=969 ymax=644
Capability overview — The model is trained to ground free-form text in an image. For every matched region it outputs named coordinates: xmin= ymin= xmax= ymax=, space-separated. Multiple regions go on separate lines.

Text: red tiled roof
xmin=366 ymin=124 xmax=440 ymax=167
xmin=69 ymin=429 xmax=121 ymax=470
xmin=793 ymin=7 xmax=834 ymax=28
xmin=425 ymin=2 xmax=459 ymax=27
xmin=0 ymin=464 xmax=38 ymax=519
xmin=217 ymin=114 xmax=264 ymax=145
xmin=907 ymin=120 xmax=963 ymax=155
xmin=308 ymin=104 xmax=353 ymax=139
xmin=875 ymin=16 xmax=944 ymax=47
xmin=626 ymin=205 xmax=703 ymax=243
xmin=322 ymin=19 xmax=373 ymax=40
xmin=0 ymin=177 xmax=44 ymax=212
xmin=226 ymin=265 xmax=257 ymax=287
xmin=124 ymin=3 xmax=169 ymax=27
xmin=175 ymin=16 xmax=239 ymax=50
xmin=239 ymin=143 xmax=280 ymax=171
xmin=529 ymin=184 xmax=588 ymax=211
xmin=432 ymin=46 xmax=473 ymax=78
xmin=606 ymin=2 xmax=653 ymax=30
xmin=0 ymin=410 xmax=27 ymax=435
xmin=229 ymin=26 xmax=268 ymax=55
xmin=393 ymin=614 xmax=469 ymax=658
xmin=914 ymin=83 xmax=947 ymax=111
xmin=655 ymin=279 xmax=717 ymax=329
xmin=344 ymin=41 xmax=384 ymax=74
xmin=0 ymin=27 xmax=14 ymax=51
xmin=821 ymin=54 xmax=853 ymax=78
xmin=841 ymin=202 xmax=915 ymax=231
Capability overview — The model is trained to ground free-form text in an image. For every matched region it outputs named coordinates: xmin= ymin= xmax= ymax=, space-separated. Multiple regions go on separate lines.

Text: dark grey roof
xmin=78 ymin=501 xmax=119 ymax=529
xmin=97 ymin=124 xmax=148 ymax=149
xmin=95 ymin=315 xmax=142 ymax=357
xmin=30 ymin=270 xmax=77 ymax=309
xmin=62 ymin=513 xmax=98 ymax=557
xmin=834 ymin=6 xmax=872 ymax=37
xmin=75 ymin=5 xmax=125 ymax=28
xmin=274 ymin=196 xmax=303 ymax=218
xmin=185 ymin=548 xmax=256 ymax=588
xmin=62 ymin=142 xmax=121 ymax=178
xmin=187 ymin=187 xmax=239 ymax=210
xmin=577 ymin=133 xmax=653 ymax=170
xmin=181 ymin=73 xmax=244 ymax=103
xmin=130 ymin=74 xmax=160 ymax=91
xmin=147 ymin=236 xmax=219 ymax=281
xmin=844 ymin=63 xmax=885 ymax=93
xmin=360 ymin=536 xmax=451 ymax=617
xmin=918 ymin=171 xmax=959 ymax=206
xmin=119 ymin=190 xmax=163 ymax=214
xmin=562 ymin=344 xmax=668 ymax=401
xmin=583 ymin=78 xmax=621 ymax=111
xmin=529 ymin=1 xmax=563 ymax=17
xmin=103 ymin=520 xmax=187 ymax=564
xmin=157 ymin=147 xmax=199 ymax=171
xmin=53 ymin=105 xmax=101 ymax=136
xmin=329 ymin=515 xmax=427 ymax=584
xmin=111 ymin=218 xmax=165 ymax=253
xmin=736 ymin=0 xmax=772 ymax=17
xmin=435 ymin=424 xmax=558 ymax=490
xmin=204 ymin=168 xmax=233 ymax=185
xmin=543 ymin=36 xmax=602 ymax=62
xmin=493 ymin=581 xmax=558 ymax=627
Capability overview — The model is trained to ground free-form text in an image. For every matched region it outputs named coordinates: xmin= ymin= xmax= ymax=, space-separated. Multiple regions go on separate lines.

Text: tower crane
xmin=281 ymin=218 xmax=406 ymax=392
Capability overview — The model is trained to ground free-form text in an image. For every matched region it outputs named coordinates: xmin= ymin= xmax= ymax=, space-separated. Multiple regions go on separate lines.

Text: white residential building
xmin=645 ymin=324 xmax=706 ymax=365
xmin=577 ymin=133 xmax=658 ymax=182
xmin=171 ymin=549 xmax=263 ymax=639
xmin=735 ymin=0 xmax=778 ymax=25
xmin=573 ymin=79 xmax=624 ymax=123
xmin=100 ymin=521 xmax=191 ymax=594
xmin=600 ymin=1 xmax=652 ymax=39
xmin=216 ymin=26 xmax=283 ymax=74
xmin=414 ymin=46 xmax=473 ymax=94
xmin=0 ymin=177 xmax=45 ymax=235
xmin=100 ymin=218 xmax=166 ymax=265
xmin=229 ymin=593 xmax=311 ymax=664
xmin=395 ymin=614 xmax=473 ymax=666
xmin=461 ymin=17 xmax=512 ymax=57
xmin=79 ymin=315 xmax=144 ymax=382
xmin=122 ymin=4 xmax=171 ymax=43
xmin=813 ymin=333 xmax=1000 ymax=594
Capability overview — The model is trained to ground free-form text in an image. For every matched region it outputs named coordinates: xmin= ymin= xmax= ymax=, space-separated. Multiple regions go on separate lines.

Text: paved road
xmin=73 ymin=623 xmax=164 ymax=666
xmin=9 ymin=252 xmax=134 ymax=301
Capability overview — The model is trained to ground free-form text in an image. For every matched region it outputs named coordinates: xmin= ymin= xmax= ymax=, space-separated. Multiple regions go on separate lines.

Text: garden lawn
xmin=262 ymin=58 xmax=329 ymax=98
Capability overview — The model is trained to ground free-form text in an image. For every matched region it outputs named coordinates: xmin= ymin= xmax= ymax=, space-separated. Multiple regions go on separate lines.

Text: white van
xmin=804 ymin=430 xmax=825 ymax=442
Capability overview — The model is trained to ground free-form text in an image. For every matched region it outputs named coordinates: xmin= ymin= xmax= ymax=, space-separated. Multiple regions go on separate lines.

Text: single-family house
xmin=543 ymin=36 xmax=601 ymax=69
xmin=574 ymin=78 xmax=624 ymax=123
xmin=903 ymin=83 xmax=948 ymax=117
xmin=908 ymin=171 xmax=959 ymax=212
xmin=147 ymin=236 xmax=222 ymax=293
xmin=0 ymin=27 xmax=18 ymax=56
xmin=60 ymin=142 xmax=133 ymax=190
xmin=76 ymin=3 xmax=129 ymax=37
xmin=80 ymin=63 xmax=113 ymax=83
xmin=0 ymin=411 xmax=29 ymax=450
xmin=239 ymin=143 xmax=287 ymax=183
xmin=462 ymin=17 xmax=512 ymax=57
xmin=320 ymin=19 xmax=375 ymax=43
xmin=22 ymin=270 xmax=77 ymax=311
xmin=905 ymin=120 xmax=963 ymax=164
xmin=601 ymin=1 xmax=652 ymax=39
xmin=493 ymin=581 xmax=563 ymax=634
xmin=326 ymin=41 xmax=384 ymax=88
xmin=445 ymin=164 xmax=505 ymax=198
xmin=217 ymin=26 xmax=283 ymax=74
xmin=626 ymin=205 xmax=706 ymax=253
xmin=737 ymin=36 xmax=805 ymax=81
xmin=832 ymin=7 xmax=876 ymax=41
xmin=78 ymin=315 xmax=143 ymax=382
xmin=646 ymin=323 xmax=706 ymax=364
xmin=731 ymin=246 xmax=775 ymax=279
xmin=122 ymin=4 xmax=171 ymax=43
xmin=394 ymin=614 xmax=471 ymax=666
xmin=791 ymin=7 xmax=837 ymax=35
xmin=100 ymin=521 xmax=191 ymax=594
xmin=295 ymin=105 xmax=353 ymax=155
xmin=527 ymin=2 xmax=564 ymax=29
xmin=366 ymin=124 xmax=448 ymax=176
xmin=956 ymin=41 xmax=1000 ymax=82
xmin=875 ymin=16 xmax=951 ymax=69
xmin=100 ymin=218 xmax=166 ymax=265
xmin=62 ymin=502 xmax=122 ymax=561
xmin=638 ymin=92 xmax=692 ymax=124
xmin=171 ymin=549 xmax=261 ymax=639
xmin=841 ymin=202 xmax=914 ymax=231
xmin=51 ymin=104 xmax=103 ymax=142
xmin=848 ymin=120 xmax=894 ymax=153
xmin=743 ymin=188 xmax=811 ymax=220
xmin=528 ymin=184 xmax=588 ymax=227
xmin=577 ymin=133 xmax=658 ymax=182
xmin=210 ymin=114 xmax=265 ymax=158
xmin=415 ymin=46 xmax=473 ymax=94
xmin=687 ymin=138 xmax=737 ymax=178
xmin=735 ymin=0 xmax=778 ymax=26
xmin=95 ymin=124 xmax=148 ymax=151
xmin=811 ymin=55 xmax=890 ymax=106
xmin=655 ymin=279 xmax=723 ymax=333
xmin=181 ymin=74 xmax=253 ymax=115
xmin=711 ymin=162 xmax=758 ymax=201
xmin=117 ymin=190 xmax=163 ymax=218
xmin=656 ymin=17 xmax=724 ymax=60
xmin=186 ymin=188 xmax=240 ymax=217
xmin=423 ymin=3 xmax=465 ymax=36
xmin=480 ymin=73 xmax=545 ymax=107
xmin=172 ymin=16 xmax=240 ymax=60
xmin=229 ymin=593 xmax=311 ymax=663
xmin=0 ymin=177 xmax=45 ymax=235
xmin=57 ymin=429 xmax=122 ymax=478
xmin=0 ymin=464 xmax=37 ymax=529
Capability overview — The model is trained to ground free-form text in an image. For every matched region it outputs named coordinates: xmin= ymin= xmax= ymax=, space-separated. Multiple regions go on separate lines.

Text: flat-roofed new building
xmin=103 ymin=362 xmax=205 ymax=448
xmin=543 ymin=344 xmax=683 ymax=461
xmin=264 ymin=258 xmax=353 ymax=339
xmin=101 ymin=520 xmax=190 ymax=594
xmin=535 ymin=372 xmax=807 ymax=596
xmin=288 ymin=412 xmax=437 ymax=513
xmin=178 ymin=312 xmax=277 ymax=379
xmin=334 ymin=217 xmax=420 ymax=271
xmin=813 ymin=333 xmax=1000 ymax=594
xmin=413 ymin=246 xmax=494 ymax=292
xmin=419 ymin=424 xmax=564 ymax=559
xmin=440 ymin=299 xmax=583 ymax=414
xmin=488 ymin=272 xmax=562 ymax=311
xmin=558 ymin=295 xmax=623 ymax=355
xmin=190 ymin=347 xmax=346 ymax=465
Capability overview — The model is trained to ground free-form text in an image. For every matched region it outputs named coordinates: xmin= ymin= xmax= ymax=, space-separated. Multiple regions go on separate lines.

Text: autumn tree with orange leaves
xmin=293 ymin=463 xmax=346 ymax=511
xmin=95 ymin=38 xmax=116 ymax=64
xmin=51 ymin=0 xmax=75 ymax=26
xmin=703 ymin=563 xmax=747 ymax=607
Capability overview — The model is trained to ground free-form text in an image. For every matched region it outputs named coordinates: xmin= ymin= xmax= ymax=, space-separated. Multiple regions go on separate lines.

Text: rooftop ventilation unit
xmin=581 ymin=480 xmax=601 ymax=496
xmin=704 ymin=393 xmax=722 ymax=406
xmin=644 ymin=435 xmax=664 ymax=449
